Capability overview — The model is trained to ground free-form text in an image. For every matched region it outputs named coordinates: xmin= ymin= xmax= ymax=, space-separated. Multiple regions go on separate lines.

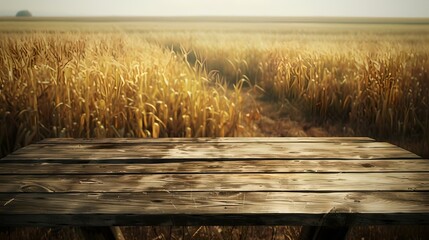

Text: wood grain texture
xmin=1 ymin=159 xmax=428 ymax=174
xmin=0 ymin=173 xmax=428 ymax=193
xmin=2 ymin=141 xmax=419 ymax=162
xmin=1 ymin=192 xmax=428 ymax=226
xmin=0 ymin=137 xmax=427 ymax=227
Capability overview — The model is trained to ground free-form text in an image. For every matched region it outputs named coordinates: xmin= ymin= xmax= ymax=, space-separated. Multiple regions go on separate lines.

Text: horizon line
xmin=2 ymin=15 xmax=429 ymax=24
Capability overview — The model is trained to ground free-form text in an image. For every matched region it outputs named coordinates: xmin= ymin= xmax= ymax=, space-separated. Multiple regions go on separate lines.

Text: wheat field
xmin=1 ymin=20 xmax=428 ymax=158
xmin=1 ymin=18 xmax=429 ymax=240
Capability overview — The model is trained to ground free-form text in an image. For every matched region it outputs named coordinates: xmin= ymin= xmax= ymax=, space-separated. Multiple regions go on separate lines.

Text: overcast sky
xmin=1 ymin=0 xmax=428 ymax=18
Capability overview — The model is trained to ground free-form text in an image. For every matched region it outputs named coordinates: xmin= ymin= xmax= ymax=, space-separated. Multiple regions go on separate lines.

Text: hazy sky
xmin=1 ymin=0 xmax=428 ymax=18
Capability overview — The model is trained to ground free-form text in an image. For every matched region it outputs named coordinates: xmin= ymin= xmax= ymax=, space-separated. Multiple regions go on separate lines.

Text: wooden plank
xmin=1 ymin=159 xmax=429 ymax=174
xmin=38 ymin=137 xmax=375 ymax=144
xmin=1 ymin=173 xmax=428 ymax=192
xmin=2 ymin=141 xmax=419 ymax=161
xmin=0 ymin=137 xmax=425 ymax=228
xmin=1 ymin=192 xmax=428 ymax=226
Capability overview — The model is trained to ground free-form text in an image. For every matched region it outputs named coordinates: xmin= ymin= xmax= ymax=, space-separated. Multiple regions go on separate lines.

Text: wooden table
xmin=0 ymin=137 xmax=428 ymax=239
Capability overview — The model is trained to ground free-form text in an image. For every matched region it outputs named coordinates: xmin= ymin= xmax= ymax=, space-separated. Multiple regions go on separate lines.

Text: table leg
xmin=299 ymin=226 xmax=349 ymax=240
xmin=80 ymin=226 xmax=125 ymax=240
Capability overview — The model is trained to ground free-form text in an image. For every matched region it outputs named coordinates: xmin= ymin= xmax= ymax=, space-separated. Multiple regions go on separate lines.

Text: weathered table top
xmin=0 ymin=137 xmax=428 ymax=226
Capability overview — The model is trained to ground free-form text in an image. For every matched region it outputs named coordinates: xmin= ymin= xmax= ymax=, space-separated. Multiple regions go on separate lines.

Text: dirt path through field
xmin=241 ymin=90 xmax=355 ymax=138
